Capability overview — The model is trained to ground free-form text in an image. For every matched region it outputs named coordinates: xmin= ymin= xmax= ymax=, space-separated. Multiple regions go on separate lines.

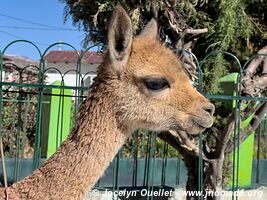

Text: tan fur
xmin=0 ymin=5 xmax=214 ymax=200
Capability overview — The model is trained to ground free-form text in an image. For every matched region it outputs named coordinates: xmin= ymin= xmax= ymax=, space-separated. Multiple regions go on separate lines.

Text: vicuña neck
xmin=7 ymin=80 xmax=128 ymax=200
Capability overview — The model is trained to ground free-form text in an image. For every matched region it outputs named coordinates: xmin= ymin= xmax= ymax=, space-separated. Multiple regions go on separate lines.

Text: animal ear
xmin=138 ymin=19 xmax=158 ymax=40
xmin=108 ymin=4 xmax=133 ymax=73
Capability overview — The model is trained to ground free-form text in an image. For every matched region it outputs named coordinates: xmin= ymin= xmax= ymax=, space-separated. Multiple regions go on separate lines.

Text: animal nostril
xmin=201 ymin=103 xmax=215 ymax=116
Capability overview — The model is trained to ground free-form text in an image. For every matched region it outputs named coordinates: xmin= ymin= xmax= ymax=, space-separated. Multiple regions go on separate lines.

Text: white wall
xmin=45 ymin=62 xmax=99 ymax=74
xmin=45 ymin=62 xmax=98 ymax=86
xmin=46 ymin=73 xmax=96 ymax=87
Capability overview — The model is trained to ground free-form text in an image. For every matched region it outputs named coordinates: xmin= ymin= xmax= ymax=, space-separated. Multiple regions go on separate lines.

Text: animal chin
xmin=191 ymin=115 xmax=214 ymax=131
xmin=189 ymin=122 xmax=207 ymax=135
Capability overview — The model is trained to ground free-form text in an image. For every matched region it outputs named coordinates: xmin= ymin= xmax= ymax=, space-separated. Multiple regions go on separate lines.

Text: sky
xmin=0 ymin=0 xmax=86 ymax=60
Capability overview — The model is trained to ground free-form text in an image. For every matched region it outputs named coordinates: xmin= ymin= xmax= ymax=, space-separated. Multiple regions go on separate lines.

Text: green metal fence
xmin=0 ymin=40 xmax=267 ymax=199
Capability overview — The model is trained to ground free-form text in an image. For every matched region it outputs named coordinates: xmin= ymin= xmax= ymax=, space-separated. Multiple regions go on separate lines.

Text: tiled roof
xmin=2 ymin=55 xmax=11 ymax=61
xmin=44 ymin=50 xmax=103 ymax=64
xmin=3 ymin=54 xmax=38 ymax=67
xmin=2 ymin=54 xmax=39 ymax=74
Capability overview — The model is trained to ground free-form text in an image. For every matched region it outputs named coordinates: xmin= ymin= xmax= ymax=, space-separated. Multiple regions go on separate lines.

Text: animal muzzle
xmin=192 ymin=102 xmax=215 ymax=128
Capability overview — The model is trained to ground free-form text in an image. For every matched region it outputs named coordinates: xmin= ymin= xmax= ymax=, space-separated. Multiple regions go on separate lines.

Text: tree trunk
xmin=184 ymin=156 xmax=199 ymax=200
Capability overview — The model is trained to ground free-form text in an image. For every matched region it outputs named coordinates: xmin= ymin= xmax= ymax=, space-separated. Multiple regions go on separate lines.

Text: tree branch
xmin=242 ymin=75 xmax=267 ymax=96
xmin=214 ymin=115 xmax=236 ymax=157
xmin=185 ymin=28 xmax=208 ymax=35
xmin=244 ymin=45 xmax=267 ymax=78
xmin=251 ymin=102 xmax=267 ymax=130
xmin=263 ymin=57 xmax=267 ymax=74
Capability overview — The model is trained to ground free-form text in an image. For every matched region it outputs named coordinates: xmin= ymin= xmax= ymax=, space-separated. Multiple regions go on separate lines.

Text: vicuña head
xmin=99 ymin=4 xmax=214 ymax=136
xmin=2 ymin=4 xmax=214 ymax=200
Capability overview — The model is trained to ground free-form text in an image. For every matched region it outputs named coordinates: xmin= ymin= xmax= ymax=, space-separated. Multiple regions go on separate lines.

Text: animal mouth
xmin=163 ymin=114 xmax=213 ymax=147
xmin=160 ymin=108 xmax=214 ymax=150
xmin=167 ymin=129 xmax=199 ymax=153
xmin=191 ymin=114 xmax=214 ymax=131
xmin=163 ymin=113 xmax=214 ymax=152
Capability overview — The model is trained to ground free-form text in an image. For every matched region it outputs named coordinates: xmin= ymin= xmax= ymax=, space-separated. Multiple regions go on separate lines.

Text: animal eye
xmin=143 ymin=78 xmax=170 ymax=91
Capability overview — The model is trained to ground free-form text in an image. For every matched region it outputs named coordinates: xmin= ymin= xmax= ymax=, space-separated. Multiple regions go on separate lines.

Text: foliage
xmin=198 ymin=0 xmax=265 ymax=93
xmin=60 ymin=0 xmax=266 ymax=48
xmin=1 ymin=64 xmax=44 ymax=158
